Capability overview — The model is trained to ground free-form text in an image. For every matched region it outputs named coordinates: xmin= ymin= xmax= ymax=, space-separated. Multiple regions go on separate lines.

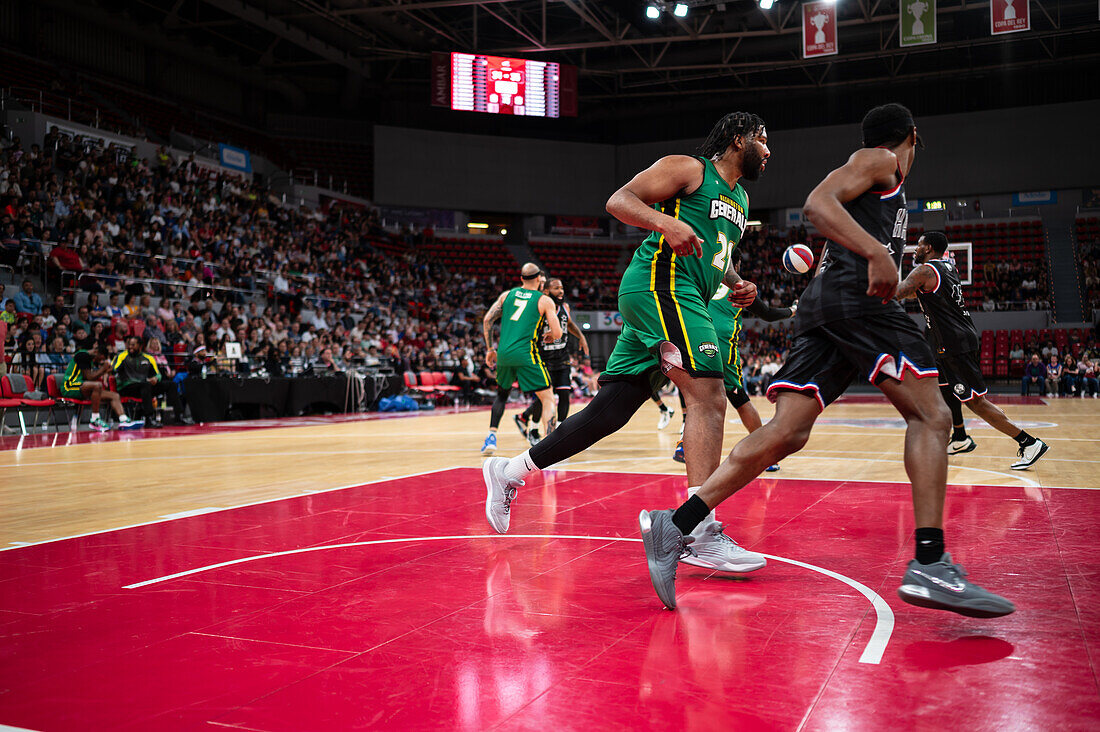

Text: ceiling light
xmin=673 ymin=3 xmax=689 ymax=17
xmin=645 ymin=4 xmax=661 ymax=19
xmin=759 ymin=0 xmax=774 ymax=9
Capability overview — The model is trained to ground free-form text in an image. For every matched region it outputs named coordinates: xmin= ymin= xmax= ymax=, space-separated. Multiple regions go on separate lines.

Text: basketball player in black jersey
xmin=897 ymin=231 xmax=1050 ymax=469
xmin=639 ymin=104 xmax=1015 ymax=618
xmin=514 ymin=278 xmax=589 ymax=444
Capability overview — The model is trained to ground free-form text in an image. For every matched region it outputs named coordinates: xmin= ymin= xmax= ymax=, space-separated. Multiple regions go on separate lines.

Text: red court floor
xmin=0 ymin=468 xmax=1097 ymax=730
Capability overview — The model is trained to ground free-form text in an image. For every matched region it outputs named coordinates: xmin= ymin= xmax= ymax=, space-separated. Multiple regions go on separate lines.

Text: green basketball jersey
xmin=618 ymin=156 xmax=750 ymax=301
xmin=498 ymin=286 xmax=546 ymax=362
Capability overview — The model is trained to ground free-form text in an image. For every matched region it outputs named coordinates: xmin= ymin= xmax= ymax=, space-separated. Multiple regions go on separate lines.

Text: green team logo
xmin=698 ymin=342 xmax=719 ymax=358
xmin=900 ymin=0 xmax=936 ymax=47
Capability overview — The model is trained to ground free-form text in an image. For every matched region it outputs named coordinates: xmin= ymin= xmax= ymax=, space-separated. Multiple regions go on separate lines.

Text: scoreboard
xmin=431 ymin=52 xmax=577 ymax=118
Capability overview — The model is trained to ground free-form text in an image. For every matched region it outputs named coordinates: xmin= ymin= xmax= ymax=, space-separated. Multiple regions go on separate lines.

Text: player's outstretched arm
xmin=803 ymin=148 xmax=901 ymax=301
xmin=539 ymin=295 xmax=563 ymax=341
xmin=606 ymin=155 xmax=706 ymax=257
xmin=896 ymin=264 xmax=937 ymax=301
xmin=744 ymin=296 xmax=796 ymax=322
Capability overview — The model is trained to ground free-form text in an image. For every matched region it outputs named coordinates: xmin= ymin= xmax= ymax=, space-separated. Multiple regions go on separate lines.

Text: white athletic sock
xmin=505 ymin=450 xmax=540 ymax=482
xmin=687 ymin=485 xmax=716 ymax=526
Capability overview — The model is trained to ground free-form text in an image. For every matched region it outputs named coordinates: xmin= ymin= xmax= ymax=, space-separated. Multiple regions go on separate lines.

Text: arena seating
xmin=906 ymin=219 xmax=1049 ymax=309
xmin=978 ymin=326 xmax=1092 ymax=378
xmin=423 ymin=236 xmax=519 ymax=279
xmin=529 ymin=239 xmax=626 ymax=293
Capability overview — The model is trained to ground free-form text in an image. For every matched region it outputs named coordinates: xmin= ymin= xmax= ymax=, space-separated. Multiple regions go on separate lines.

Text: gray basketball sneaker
xmin=638 ymin=509 xmax=694 ymax=610
xmin=947 ymin=436 xmax=977 ymax=455
xmin=681 ymin=521 xmax=766 ymax=573
xmin=897 ymin=553 xmax=1015 ymax=618
xmin=483 ymin=457 xmax=523 ymax=534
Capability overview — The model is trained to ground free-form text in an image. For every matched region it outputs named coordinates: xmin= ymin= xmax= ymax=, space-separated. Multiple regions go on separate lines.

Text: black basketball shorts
xmin=767 ymin=310 xmax=938 ymax=411
xmin=936 ymin=350 xmax=988 ymax=402
xmin=548 ymin=365 xmax=572 ymax=391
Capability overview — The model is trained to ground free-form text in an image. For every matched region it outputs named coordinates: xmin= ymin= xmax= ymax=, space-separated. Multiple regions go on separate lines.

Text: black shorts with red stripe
xmin=936 ymin=350 xmax=988 ymax=402
xmin=766 ymin=310 xmax=938 ymax=411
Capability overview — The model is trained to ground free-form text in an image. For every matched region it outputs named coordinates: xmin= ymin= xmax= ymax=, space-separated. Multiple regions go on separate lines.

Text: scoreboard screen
xmin=431 ymin=52 xmax=577 ymax=118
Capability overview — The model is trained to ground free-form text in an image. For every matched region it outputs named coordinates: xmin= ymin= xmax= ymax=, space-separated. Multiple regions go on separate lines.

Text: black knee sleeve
xmin=939 ymin=383 xmax=965 ymax=427
xmin=726 ymin=387 xmax=750 ymax=409
xmin=556 ymin=389 xmax=570 ymax=423
xmin=530 ymin=378 xmax=652 ymax=468
xmin=489 ymin=387 xmax=509 ymax=429
xmin=523 ymin=397 xmax=541 ymax=424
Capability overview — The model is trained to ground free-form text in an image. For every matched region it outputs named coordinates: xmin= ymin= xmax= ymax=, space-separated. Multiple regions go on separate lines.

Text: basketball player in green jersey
xmin=481 ymin=263 xmax=563 ymax=455
xmin=484 ymin=113 xmax=769 ymax=573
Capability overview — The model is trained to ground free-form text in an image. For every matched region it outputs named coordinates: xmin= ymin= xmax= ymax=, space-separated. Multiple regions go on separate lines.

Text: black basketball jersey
xmin=914 ymin=258 xmax=979 ymax=355
xmin=794 ymin=165 xmax=909 ymax=333
xmin=539 ymin=297 xmax=571 ymax=368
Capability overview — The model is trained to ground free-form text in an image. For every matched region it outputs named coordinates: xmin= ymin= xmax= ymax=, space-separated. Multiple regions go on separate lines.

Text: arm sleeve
xmin=745 ymin=297 xmax=794 ymax=323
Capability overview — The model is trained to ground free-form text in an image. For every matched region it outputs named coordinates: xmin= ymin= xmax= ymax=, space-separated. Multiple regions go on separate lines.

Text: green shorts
xmin=61 ymin=386 xmax=84 ymax=399
xmin=603 ymin=290 xmax=723 ymax=381
xmin=495 ymin=349 xmax=551 ymax=394
xmin=720 ymin=328 xmax=744 ymax=391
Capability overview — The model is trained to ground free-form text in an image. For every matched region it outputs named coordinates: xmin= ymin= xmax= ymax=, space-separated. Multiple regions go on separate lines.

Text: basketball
xmin=783 ymin=244 xmax=815 ymax=274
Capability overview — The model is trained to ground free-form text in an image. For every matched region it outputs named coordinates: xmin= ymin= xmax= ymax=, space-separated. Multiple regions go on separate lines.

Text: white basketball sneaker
xmin=483 ymin=457 xmax=523 ymax=534
xmin=680 ymin=520 xmax=766 ymax=573
xmin=657 ymin=407 xmax=673 ymax=430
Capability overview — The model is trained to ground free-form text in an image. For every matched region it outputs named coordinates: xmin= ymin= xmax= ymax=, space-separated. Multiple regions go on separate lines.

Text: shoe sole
xmin=1011 ymin=441 xmax=1049 ymax=470
xmin=680 ymin=554 xmax=766 ymax=573
xmin=948 ymin=441 xmax=977 ymax=455
xmin=482 ymin=459 xmax=508 ymax=534
xmin=897 ymin=585 xmax=1015 ymax=618
xmin=481 ymin=444 xmax=496 ymax=456
xmin=638 ymin=510 xmax=676 ymax=610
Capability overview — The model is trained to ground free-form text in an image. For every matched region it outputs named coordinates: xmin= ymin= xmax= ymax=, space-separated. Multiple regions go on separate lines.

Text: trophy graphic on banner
xmin=908 ymin=0 xmax=929 ymax=36
xmin=811 ymin=10 xmax=830 ymax=44
xmin=1004 ymin=0 xmax=1017 ymax=20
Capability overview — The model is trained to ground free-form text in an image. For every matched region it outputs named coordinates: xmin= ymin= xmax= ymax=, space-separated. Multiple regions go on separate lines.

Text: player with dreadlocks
xmin=483 ymin=111 xmax=772 ymax=574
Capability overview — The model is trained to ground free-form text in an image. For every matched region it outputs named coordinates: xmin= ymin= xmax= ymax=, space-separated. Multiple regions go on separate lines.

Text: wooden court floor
xmin=2 ymin=394 xmax=1097 ymax=548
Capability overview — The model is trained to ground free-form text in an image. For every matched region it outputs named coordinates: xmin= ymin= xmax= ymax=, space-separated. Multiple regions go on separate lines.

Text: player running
xmin=484 ymin=112 xmax=769 ymax=573
xmin=481 ymin=263 xmax=563 ymax=455
xmin=638 ymin=103 xmax=1015 ymax=618
xmin=896 ymin=231 xmax=1050 ymax=469
xmin=513 ymin=277 xmax=589 ymax=445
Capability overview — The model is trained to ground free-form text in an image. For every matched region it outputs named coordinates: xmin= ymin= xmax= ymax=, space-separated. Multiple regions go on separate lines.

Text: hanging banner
xmin=802 ymin=1 xmax=838 ymax=58
xmin=900 ymin=0 xmax=937 ymax=46
xmin=991 ymin=0 xmax=1030 ymax=34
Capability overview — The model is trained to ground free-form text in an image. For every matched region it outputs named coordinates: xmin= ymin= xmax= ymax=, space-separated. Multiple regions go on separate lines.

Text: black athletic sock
xmin=915 ymin=527 xmax=945 ymax=565
xmin=951 ymin=425 xmax=967 ymax=442
xmin=1014 ymin=430 xmax=1036 ymax=447
xmin=672 ymin=495 xmax=711 ymax=536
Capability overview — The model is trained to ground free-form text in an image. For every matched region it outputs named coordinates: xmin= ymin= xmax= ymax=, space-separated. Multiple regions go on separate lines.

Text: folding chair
xmin=3 ymin=373 xmax=58 ymax=433
xmin=46 ymin=373 xmax=90 ymax=431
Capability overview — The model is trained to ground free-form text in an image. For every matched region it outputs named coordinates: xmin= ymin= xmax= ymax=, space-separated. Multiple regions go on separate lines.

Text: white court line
xmin=0 ymin=467 xmax=453 ymax=553
xmin=0 ymin=724 xmax=44 ymax=732
xmin=159 ymin=507 xmax=224 ymax=520
xmin=121 ymin=534 xmax=895 ymax=665
xmin=555 ymin=455 xmax=1043 ymax=488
